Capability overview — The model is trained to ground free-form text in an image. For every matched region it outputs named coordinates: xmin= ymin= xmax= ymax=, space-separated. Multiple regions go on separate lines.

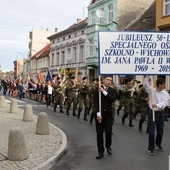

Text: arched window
xmin=91 ymin=11 xmax=96 ymax=24
xmin=108 ymin=4 xmax=113 ymax=22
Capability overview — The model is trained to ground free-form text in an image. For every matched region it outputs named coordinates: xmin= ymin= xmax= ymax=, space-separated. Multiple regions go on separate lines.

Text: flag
xmin=27 ymin=74 xmax=30 ymax=82
xmin=19 ymin=74 xmax=22 ymax=82
xmin=37 ymin=69 xmax=42 ymax=82
xmin=46 ymin=70 xmax=52 ymax=82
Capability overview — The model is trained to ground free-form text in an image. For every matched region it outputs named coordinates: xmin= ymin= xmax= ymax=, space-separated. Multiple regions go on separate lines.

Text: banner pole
xmin=99 ymin=75 xmax=101 ymax=114
xmin=150 ymin=76 xmax=155 ymax=122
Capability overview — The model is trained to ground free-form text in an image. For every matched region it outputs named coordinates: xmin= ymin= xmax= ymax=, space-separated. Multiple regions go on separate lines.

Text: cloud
xmin=0 ymin=0 xmax=90 ymax=72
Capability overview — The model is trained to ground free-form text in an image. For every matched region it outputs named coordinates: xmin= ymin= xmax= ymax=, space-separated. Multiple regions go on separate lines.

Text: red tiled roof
xmin=30 ymin=44 xmax=50 ymax=59
xmin=68 ymin=18 xmax=88 ymax=28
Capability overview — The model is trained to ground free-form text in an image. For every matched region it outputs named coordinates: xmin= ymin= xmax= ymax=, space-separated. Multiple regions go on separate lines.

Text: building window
xmin=89 ymin=39 xmax=93 ymax=56
xmin=56 ymin=52 xmax=59 ymax=65
xmin=46 ymin=58 xmax=48 ymax=67
xmin=69 ymin=35 xmax=71 ymax=39
xmin=63 ymin=37 xmax=65 ymax=40
xmin=99 ymin=8 xmax=104 ymax=24
xmin=92 ymin=11 xmax=96 ymax=24
xmin=67 ymin=48 xmax=71 ymax=61
xmin=164 ymin=0 xmax=170 ymax=15
xmin=80 ymin=45 xmax=84 ymax=61
xmin=43 ymin=59 xmax=45 ymax=67
xmin=108 ymin=4 xmax=113 ymax=22
xmin=73 ymin=47 xmax=77 ymax=62
xmin=52 ymin=54 xmax=54 ymax=66
xmin=61 ymin=51 xmax=65 ymax=64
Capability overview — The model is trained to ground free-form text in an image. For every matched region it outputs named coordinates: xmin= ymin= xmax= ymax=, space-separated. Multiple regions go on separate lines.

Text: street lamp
xmin=17 ymin=52 xmax=26 ymax=79
xmin=17 ymin=52 xmax=25 ymax=59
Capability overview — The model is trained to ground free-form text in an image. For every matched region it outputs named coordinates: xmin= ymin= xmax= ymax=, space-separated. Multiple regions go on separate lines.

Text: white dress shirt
xmin=144 ymin=76 xmax=169 ymax=111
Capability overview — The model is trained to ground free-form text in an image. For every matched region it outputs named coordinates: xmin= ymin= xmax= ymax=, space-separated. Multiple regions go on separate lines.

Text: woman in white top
xmin=46 ymin=81 xmax=53 ymax=108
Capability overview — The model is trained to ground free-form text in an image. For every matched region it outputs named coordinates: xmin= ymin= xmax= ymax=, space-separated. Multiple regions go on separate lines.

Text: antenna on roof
xmin=83 ymin=7 xmax=85 ymax=19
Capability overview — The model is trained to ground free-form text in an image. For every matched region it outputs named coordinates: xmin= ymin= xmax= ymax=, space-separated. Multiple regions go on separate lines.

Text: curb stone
xmin=31 ymin=124 xmax=68 ymax=170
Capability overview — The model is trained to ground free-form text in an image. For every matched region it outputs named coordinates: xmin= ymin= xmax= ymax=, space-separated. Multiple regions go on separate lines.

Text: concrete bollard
xmin=8 ymin=128 xmax=28 ymax=161
xmin=23 ymin=104 xmax=34 ymax=122
xmin=0 ymin=96 xmax=6 ymax=108
xmin=9 ymin=99 xmax=18 ymax=113
xmin=36 ymin=112 xmax=50 ymax=135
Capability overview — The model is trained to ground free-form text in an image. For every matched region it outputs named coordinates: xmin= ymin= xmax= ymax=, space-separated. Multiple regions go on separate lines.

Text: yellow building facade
xmin=156 ymin=0 xmax=170 ymax=31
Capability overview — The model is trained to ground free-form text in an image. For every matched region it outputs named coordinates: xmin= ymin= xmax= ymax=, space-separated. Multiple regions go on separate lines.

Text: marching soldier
xmin=122 ymin=79 xmax=136 ymax=127
xmin=88 ymin=78 xmax=97 ymax=124
xmin=117 ymin=83 xmax=125 ymax=115
xmin=138 ymin=83 xmax=149 ymax=131
xmin=77 ymin=77 xmax=89 ymax=121
xmin=133 ymin=81 xmax=141 ymax=119
xmin=110 ymin=82 xmax=119 ymax=121
xmin=66 ymin=75 xmax=77 ymax=116
xmin=53 ymin=77 xmax=64 ymax=113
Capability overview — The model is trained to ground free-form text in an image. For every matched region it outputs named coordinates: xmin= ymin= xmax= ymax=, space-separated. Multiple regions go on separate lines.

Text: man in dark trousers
xmin=94 ymin=75 xmax=116 ymax=159
xmin=144 ymin=76 xmax=169 ymax=156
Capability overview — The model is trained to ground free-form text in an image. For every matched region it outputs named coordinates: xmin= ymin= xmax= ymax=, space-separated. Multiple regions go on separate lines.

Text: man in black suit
xmin=94 ymin=75 xmax=116 ymax=159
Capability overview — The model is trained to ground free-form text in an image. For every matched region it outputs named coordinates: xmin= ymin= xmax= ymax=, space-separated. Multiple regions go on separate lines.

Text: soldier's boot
xmin=84 ymin=113 xmax=88 ymax=121
xmin=77 ymin=111 xmax=81 ymax=119
xmin=134 ymin=113 xmax=137 ymax=119
xmin=60 ymin=107 xmax=64 ymax=113
xmin=66 ymin=110 xmax=70 ymax=115
xmin=129 ymin=120 xmax=134 ymax=127
xmin=72 ymin=110 xmax=77 ymax=116
xmin=54 ymin=104 xmax=57 ymax=112
xmin=117 ymin=106 xmax=121 ymax=115
xmin=139 ymin=122 xmax=142 ymax=131
xmin=89 ymin=115 xmax=93 ymax=124
xmin=122 ymin=117 xmax=125 ymax=125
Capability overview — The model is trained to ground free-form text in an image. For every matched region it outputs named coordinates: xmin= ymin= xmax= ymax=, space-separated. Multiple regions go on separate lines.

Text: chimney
xmin=55 ymin=28 xmax=58 ymax=32
xmin=77 ymin=18 xmax=81 ymax=24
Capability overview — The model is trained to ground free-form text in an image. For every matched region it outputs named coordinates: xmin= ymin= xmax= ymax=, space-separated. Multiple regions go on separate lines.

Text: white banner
xmin=98 ymin=31 xmax=170 ymax=75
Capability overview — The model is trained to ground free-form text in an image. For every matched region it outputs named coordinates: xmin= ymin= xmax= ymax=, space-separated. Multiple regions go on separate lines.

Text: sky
xmin=0 ymin=0 xmax=90 ymax=72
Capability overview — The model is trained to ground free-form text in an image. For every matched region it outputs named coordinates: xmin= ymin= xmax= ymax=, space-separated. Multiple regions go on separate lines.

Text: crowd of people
xmin=0 ymin=75 xmax=169 ymax=125
xmin=0 ymin=74 xmax=170 ymax=158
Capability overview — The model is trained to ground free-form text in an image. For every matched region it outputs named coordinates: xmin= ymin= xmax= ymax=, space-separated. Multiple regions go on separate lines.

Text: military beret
xmin=82 ymin=77 xmax=87 ymax=80
xmin=138 ymin=83 xmax=143 ymax=88
xmin=71 ymin=75 xmax=75 ymax=79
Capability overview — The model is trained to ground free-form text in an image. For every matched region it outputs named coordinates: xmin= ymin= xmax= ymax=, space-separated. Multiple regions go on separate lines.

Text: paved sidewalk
xmin=0 ymin=102 xmax=67 ymax=170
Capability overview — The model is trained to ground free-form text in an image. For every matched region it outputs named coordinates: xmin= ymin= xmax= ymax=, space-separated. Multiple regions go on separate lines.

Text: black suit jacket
xmin=94 ymin=86 xmax=116 ymax=119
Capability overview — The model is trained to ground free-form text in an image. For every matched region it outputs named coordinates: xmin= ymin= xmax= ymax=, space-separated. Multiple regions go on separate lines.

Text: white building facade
xmin=48 ymin=19 xmax=88 ymax=81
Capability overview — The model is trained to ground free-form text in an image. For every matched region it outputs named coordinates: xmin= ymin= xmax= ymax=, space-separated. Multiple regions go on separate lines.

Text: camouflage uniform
xmin=88 ymin=83 xmax=96 ymax=124
xmin=133 ymin=87 xmax=141 ymax=119
xmin=110 ymin=85 xmax=119 ymax=120
xmin=138 ymin=87 xmax=149 ymax=131
xmin=66 ymin=79 xmax=77 ymax=116
xmin=53 ymin=82 xmax=64 ymax=113
xmin=122 ymin=85 xmax=136 ymax=127
xmin=117 ymin=89 xmax=125 ymax=115
xmin=77 ymin=82 xmax=89 ymax=121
